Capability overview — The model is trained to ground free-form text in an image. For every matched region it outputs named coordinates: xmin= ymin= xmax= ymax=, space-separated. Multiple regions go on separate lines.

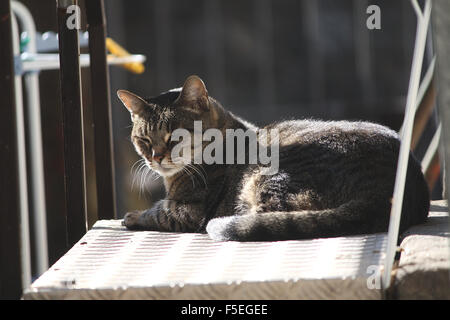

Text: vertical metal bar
xmin=431 ymin=0 xmax=450 ymax=240
xmin=0 ymin=0 xmax=23 ymax=299
xmin=382 ymin=0 xmax=431 ymax=290
xmin=11 ymin=10 xmax=32 ymax=292
xmin=86 ymin=0 xmax=117 ymax=220
xmin=103 ymin=0 xmax=128 ymax=218
xmin=11 ymin=0 xmax=49 ymax=277
xmin=57 ymin=0 xmax=87 ymax=247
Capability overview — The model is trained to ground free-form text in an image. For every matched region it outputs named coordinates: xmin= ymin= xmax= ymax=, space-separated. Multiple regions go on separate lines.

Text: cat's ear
xmin=117 ymin=90 xmax=149 ymax=117
xmin=176 ymin=75 xmax=209 ymax=111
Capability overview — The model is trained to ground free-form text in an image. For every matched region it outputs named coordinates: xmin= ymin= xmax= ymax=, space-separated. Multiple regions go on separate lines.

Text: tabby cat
xmin=117 ymin=75 xmax=429 ymax=241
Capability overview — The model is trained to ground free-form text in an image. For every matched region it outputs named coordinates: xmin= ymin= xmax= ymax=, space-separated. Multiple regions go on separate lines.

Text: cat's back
xmin=264 ymin=119 xmax=399 ymax=150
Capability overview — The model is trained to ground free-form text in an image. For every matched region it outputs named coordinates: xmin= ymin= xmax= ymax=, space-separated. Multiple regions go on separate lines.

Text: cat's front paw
xmin=122 ymin=210 xmax=144 ymax=230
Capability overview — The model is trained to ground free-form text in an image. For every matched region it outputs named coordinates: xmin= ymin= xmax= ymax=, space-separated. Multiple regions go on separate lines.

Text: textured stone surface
xmin=394 ymin=200 xmax=450 ymax=299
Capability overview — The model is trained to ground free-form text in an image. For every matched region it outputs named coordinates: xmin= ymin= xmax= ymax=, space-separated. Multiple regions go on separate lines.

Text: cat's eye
xmin=138 ymin=137 xmax=152 ymax=146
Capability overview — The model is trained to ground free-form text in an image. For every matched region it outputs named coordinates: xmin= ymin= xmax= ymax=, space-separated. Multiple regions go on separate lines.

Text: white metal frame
xmin=382 ymin=0 xmax=433 ymax=289
xmin=19 ymin=52 xmax=146 ymax=73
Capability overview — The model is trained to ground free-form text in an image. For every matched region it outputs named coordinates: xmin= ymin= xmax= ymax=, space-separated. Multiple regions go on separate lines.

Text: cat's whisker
xmin=181 ymin=166 xmax=196 ymax=188
xmin=151 ymin=172 xmax=162 ymax=183
xmin=143 ymin=166 xmax=158 ymax=200
xmin=197 ymin=165 xmax=209 ymax=185
xmin=138 ymin=162 xmax=147 ymax=174
xmin=136 ymin=164 xmax=145 ymax=195
xmin=130 ymin=159 xmax=144 ymax=178
xmin=139 ymin=166 xmax=152 ymax=199
xmin=146 ymin=168 xmax=160 ymax=183
xmin=138 ymin=166 xmax=146 ymax=197
xmin=185 ymin=164 xmax=203 ymax=186
xmin=196 ymin=163 xmax=208 ymax=177
xmin=187 ymin=164 xmax=208 ymax=188
xmin=131 ymin=158 xmax=145 ymax=171
xmin=143 ymin=166 xmax=152 ymax=194
xmin=131 ymin=159 xmax=146 ymax=190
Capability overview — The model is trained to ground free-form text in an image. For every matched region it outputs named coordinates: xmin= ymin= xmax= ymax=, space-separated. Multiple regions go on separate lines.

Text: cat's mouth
xmin=150 ymin=161 xmax=183 ymax=177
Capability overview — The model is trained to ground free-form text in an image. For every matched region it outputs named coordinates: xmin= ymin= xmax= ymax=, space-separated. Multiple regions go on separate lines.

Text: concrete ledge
xmin=393 ymin=200 xmax=450 ymax=299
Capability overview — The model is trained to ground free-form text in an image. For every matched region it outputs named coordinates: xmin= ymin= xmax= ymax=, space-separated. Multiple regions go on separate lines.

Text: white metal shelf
xmin=18 ymin=52 xmax=146 ymax=73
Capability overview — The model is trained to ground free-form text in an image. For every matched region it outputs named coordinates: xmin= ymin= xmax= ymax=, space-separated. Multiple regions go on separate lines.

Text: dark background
xmin=15 ymin=0 xmax=438 ymax=270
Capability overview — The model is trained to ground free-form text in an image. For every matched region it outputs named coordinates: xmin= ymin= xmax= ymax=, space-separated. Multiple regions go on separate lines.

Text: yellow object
xmin=106 ymin=37 xmax=145 ymax=74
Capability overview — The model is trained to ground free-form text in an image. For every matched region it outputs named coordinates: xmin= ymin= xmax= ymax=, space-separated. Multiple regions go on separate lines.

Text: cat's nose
xmin=152 ymin=154 xmax=164 ymax=164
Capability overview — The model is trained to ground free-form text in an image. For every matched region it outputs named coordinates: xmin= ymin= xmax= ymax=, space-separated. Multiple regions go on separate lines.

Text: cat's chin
xmin=152 ymin=164 xmax=183 ymax=178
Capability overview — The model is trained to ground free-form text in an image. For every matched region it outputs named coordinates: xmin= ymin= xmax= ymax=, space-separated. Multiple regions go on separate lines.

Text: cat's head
xmin=118 ymin=75 xmax=217 ymax=177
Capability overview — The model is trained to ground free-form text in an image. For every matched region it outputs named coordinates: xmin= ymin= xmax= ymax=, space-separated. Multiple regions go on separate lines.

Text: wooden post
xmin=0 ymin=0 xmax=23 ymax=299
xmin=86 ymin=0 xmax=117 ymax=220
xmin=57 ymin=0 xmax=87 ymax=246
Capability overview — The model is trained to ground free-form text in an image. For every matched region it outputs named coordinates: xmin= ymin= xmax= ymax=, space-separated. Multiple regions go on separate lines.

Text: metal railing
xmin=0 ymin=0 xmax=120 ymax=298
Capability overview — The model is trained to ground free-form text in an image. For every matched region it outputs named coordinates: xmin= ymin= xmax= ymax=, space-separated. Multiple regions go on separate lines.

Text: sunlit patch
xmin=164 ymin=132 xmax=172 ymax=144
